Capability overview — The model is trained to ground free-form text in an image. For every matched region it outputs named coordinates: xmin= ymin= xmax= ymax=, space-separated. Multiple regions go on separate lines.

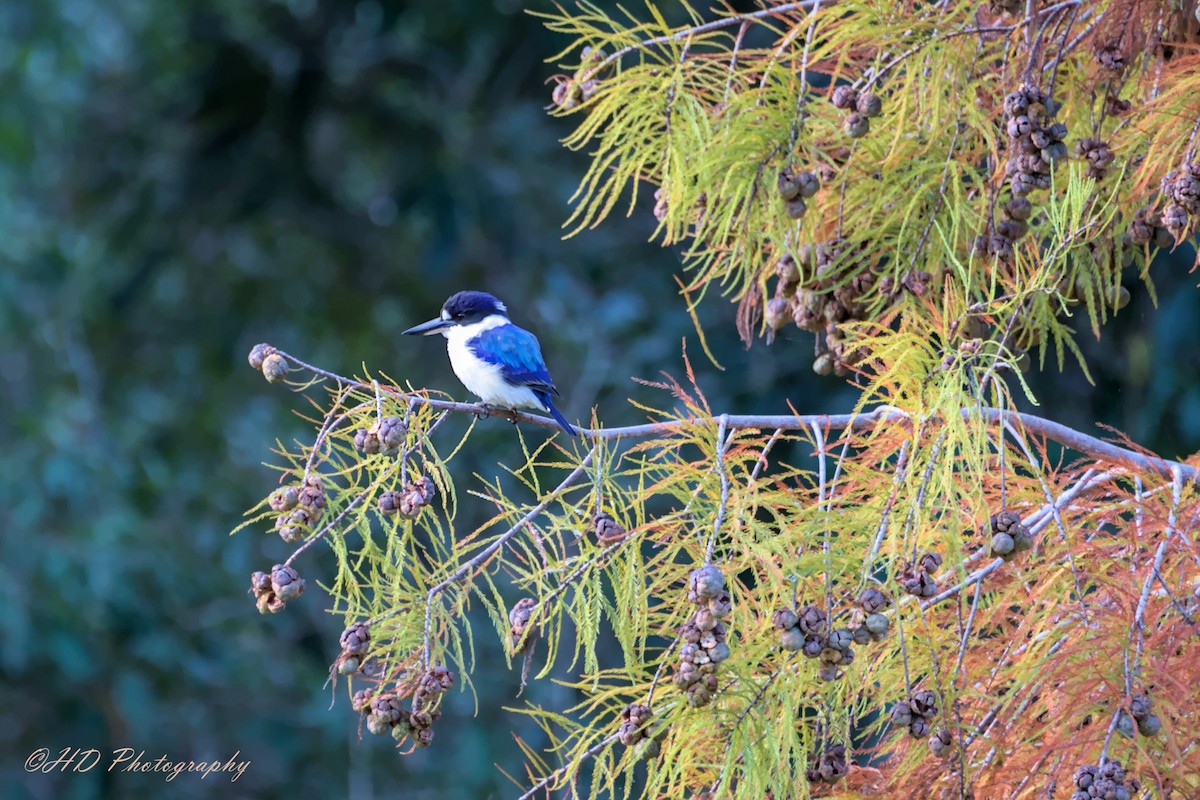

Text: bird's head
xmin=402 ymin=291 xmax=509 ymax=337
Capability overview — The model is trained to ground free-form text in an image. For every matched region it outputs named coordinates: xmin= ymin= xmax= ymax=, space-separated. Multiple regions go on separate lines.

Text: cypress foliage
xmin=237 ymin=3 xmax=1200 ymax=797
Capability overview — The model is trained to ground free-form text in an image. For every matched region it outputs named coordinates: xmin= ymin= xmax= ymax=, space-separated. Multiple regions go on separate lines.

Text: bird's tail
xmin=537 ymin=392 xmax=578 ymax=437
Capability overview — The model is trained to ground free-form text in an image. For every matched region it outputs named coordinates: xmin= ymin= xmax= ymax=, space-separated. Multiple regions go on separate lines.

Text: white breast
xmin=444 ymin=316 xmax=545 ymax=411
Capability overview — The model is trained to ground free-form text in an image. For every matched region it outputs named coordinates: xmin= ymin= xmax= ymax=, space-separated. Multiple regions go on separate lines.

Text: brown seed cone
xmin=856 ymin=91 xmax=882 ymax=118
xmin=777 ymin=169 xmax=802 ymax=201
xmin=270 ymin=564 xmax=305 ymax=601
xmin=858 ymin=587 xmax=888 ymax=613
xmin=843 ymin=113 xmax=869 ymax=138
xmin=248 ymin=343 xmax=277 ymax=370
xmin=298 ymin=475 xmax=326 ymax=513
xmin=509 ymin=597 xmax=538 ymax=653
xmin=354 ymin=428 xmax=382 ymax=455
xmin=909 ymin=689 xmax=938 ymax=717
xmin=377 ymin=490 xmax=403 ymax=516
xmin=768 ymin=606 xmax=796 ymax=633
xmin=269 ymin=486 xmax=300 ymax=512
xmin=261 ymin=353 xmax=289 ymax=383
xmin=340 ymin=622 xmax=371 ymax=656
xmin=688 ymin=565 xmax=725 ymax=602
xmin=830 ymin=85 xmax=858 ymax=109
xmin=404 ymin=476 xmax=436 ymax=507
xmin=796 ymin=604 xmax=827 ymax=635
xmin=593 ymin=511 xmax=627 ymax=542
xmin=376 ymin=416 xmax=406 ymax=448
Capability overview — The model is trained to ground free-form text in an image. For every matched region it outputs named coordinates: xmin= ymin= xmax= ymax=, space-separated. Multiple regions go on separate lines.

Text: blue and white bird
xmin=403 ymin=291 xmax=577 ymax=437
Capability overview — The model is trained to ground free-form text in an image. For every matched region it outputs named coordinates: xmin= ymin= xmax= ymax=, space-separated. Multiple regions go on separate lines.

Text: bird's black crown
xmin=441 ymin=291 xmax=508 ymax=323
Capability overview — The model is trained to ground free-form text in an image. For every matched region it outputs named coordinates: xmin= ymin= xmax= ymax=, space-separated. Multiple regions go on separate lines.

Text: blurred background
xmin=1 ymin=1 xmax=1196 ymax=798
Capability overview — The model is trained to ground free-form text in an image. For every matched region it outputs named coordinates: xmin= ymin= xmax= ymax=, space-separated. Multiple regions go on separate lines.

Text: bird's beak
xmin=402 ymin=317 xmax=452 ymax=336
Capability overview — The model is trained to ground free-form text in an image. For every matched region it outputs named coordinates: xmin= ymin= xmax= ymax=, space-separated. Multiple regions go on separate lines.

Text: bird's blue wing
xmin=469 ymin=324 xmax=558 ymax=395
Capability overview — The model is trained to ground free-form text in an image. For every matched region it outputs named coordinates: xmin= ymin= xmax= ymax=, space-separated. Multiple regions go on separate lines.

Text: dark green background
xmin=1 ymin=1 xmax=1195 ymax=798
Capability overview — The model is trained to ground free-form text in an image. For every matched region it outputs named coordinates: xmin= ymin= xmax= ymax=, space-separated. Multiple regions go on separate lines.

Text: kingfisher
xmin=403 ymin=291 xmax=578 ymax=437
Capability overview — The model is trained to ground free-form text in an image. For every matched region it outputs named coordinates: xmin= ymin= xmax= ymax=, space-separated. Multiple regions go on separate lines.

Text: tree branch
xmin=268 ymin=347 xmax=1200 ymax=485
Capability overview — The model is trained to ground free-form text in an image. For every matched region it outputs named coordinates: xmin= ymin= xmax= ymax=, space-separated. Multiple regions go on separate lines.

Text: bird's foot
xmin=475 ymin=403 xmax=521 ymax=425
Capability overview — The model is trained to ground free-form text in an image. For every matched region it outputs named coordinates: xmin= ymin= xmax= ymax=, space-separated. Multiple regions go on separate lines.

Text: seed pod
xmin=865 ymin=613 xmax=890 ymax=637
xmin=818 ymin=663 xmax=841 ymax=681
xmin=777 ymin=628 xmax=806 ymax=652
xmin=1005 ymin=197 xmax=1033 ymax=220
xmin=1154 ymin=225 xmax=1175 ymax=249
xmin=1003 ymin=91 xmax=1029 ymax=117
xmin=910 ymin=689 xmax=938 ymax=717
xmin=843 ymin=113 xmax=870 ymax=138
xmin=851 ymin=626 xmax=871 ymax=645
xmin=1116 ymin=712 xmax=1136 ymax=738
xmin=785 ymin=196 xmax=807 ymax=220
xmin=378 ymin=491 xmax=402 ymax=516
xmin=797 ymin=605 xmax=826 ymax=635
xmin=802 ymin=635 xmax=824 ymax=658
xmin=831 ymin=85 xmax=858 ymax=109
xmin=772 ymin=608 xmax=799 ymax=631
xmin=340 ymin=622 xmax=371 ymax=656
xmin=248 ymin=343 xmax=277 ymax=369
xmin=1129 ymin=693 xmax=1152 ymax=720
xmin=271 ymin=564 xmax=305 ymax=601
xmin=797 ymin=171 xmax=821 ymax=198
xmin=858 ymin=588 xmax=887 ymax=613
xmin=777 ymin=170 xmax=801 ymax=200
xmin=688 ymin=565 xmax=726 ymax=602
xmin=354 ymin=428 xmax=382 ymax=455
xmin=274 ymin=509 xmax=312 ymax=543
xmin=250 ymin=570 xmax=271 ymax=597
xmin=1012 ymin=526 xmax=1033 ymax=553
xmin=827 ymin=628 xmax=853 ymax=651
xmin=509 ymin=597 xmax=538 ymax=653
xmin=775 ymin=253 xmax=800 ymax=283
xmin=269 ymin=486 xmax=300 ymax=512
xmin=813 ymin=353 xmax=835 ymax=376
xmin=909 ymin=717 xmax=930 ymax=738
xmin=1162 ymin=203 xmax=1189 ymax=236
xmin=1136 ymin=713 xmax=1161 ymax=737
xmin=1109 ymin=286 xmax=1131 ymax=311
xmin=929 ymin=728 xmax=953 ymax=758
xmin=856 ymin=92 xmax=882 ymax=118
xmin=1010 ymin=171 xmax=1036 ymax=196
xmin=708 ymin=590 xmax=732 ymax=619
xmin=997 ymin=219 xmax=1028 ymax=241
xmin=377 ymin=416 xmax=406 ymax=448
xmin=890 ymin=702 xmax=913 ymax=728
xmin=256 ymin=591 xmax=285 ymax=614
xmin=1007 ymin=115 xmax=1032 ymax=138
xmin=686 ymin=682 xmax=712 ymax=708
xmin=261 ymin=353 xmax=289 ymax=383
xmin=634 ymin=737 xmax=660 ymax=761
xmin=592 ymin=511 xmax=627 ymax=541
xmin=991 ymin=532 xmax=1015 ymax=556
